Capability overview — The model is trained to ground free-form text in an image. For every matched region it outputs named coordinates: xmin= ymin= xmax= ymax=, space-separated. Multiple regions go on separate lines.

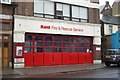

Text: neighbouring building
xmin=112 ymin=0 xmax=120 ymax=49
xmin=0 ymin=0 xmax=16 ymax=69
xmin=100 ymin=1 xmax=120 ymax=59
xmin=112 ymin=0 xmax=120 ymax=31
xmin=1 ymin=0 xmax=101 ymax=68
xmin=112 ymin=0 xmax=120 ymax=17
xmin=101 ymin=15 xmax=119 ymax=53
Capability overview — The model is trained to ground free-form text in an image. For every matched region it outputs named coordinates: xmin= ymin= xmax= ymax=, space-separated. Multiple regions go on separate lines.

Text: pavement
xmin=2 ymin=63 xmax=105 ymax=78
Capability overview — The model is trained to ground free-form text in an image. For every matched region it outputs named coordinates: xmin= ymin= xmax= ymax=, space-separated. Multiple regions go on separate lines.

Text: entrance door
xmin=63 ymin=36 xmax=70 ymax=65
xmin=34 ymin=35 xmax=44 ymax=66
xmin=2 ymin=35 xmax=10 ymax=69
xmin=44 ymin=36 xmax=53 ymax=66
xmin=86 ymin=53 xmax=93 ymax=63
xmin=24 ymin=34 xmax=33 ymax=66
xmin=54 ymin=36 xmax=62 ymax=65
xmin=24 ymin=34 xmax=44 ymax=67
xmin=85 ymin=38 xmax=93 ymax=64
xmin=71 ymin=37 xmax=79 ymax=64
xmin=3 ymin=42 xmax=9 ymax=68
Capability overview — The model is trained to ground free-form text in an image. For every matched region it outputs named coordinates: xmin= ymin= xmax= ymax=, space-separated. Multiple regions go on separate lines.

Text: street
xmin=26 ymin=65 xmax=120 ymax=79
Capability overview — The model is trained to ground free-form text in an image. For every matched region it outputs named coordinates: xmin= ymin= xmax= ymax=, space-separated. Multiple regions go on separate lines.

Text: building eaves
xmin=101 ymin=15 xmax=120 ymax=25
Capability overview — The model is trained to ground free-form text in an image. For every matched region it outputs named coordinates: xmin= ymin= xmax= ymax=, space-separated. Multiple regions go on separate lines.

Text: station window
xmin=34 ymin=48 xmax=43 ymax=52
xmin=34 ymin=0 xmax=54 ymax=18
xmin=25 ymin=42 xmax=32 ymax=47
xmin=63 ymin=48 xmax=70 ymax=52
xmin=54 ymin=48 xmax=62 ymax=52
xmin=25 ymin=34 xmax=93 ymax=53
xmin=0 ymin=23 xmax=10 ymax=30
xmin=45 ymin=36 xmax=52 ymax=41
xmin=25 ymin=35 xmax=32 ymax=41
xmin=34 ymin=36 xmax=42 ymax=41
xmin=54 ymin=36 xmax=62 ymax=52
xmin=56 ymin=3 xmax=70 ymax=20
xmin=34 ymin=35 xmax=43 ymax=52
xmin=25 ymin=47 xmax=32 ymax=53
xmin=25 ymin=35 xmax=33 ymax=53
xmin=34 ymin=42 xmax=42 ymax=46
xmin=34 ymin=1 xmax=89 ymax=23
xmin=44 ymin=48 xmax=52 ymax=52
xmin=72 ymin=6 xmax=88 ymax=22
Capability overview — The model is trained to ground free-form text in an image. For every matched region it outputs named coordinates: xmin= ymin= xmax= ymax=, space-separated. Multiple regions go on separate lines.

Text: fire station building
xmin=1 ymin=0 xmax=101 ymax=68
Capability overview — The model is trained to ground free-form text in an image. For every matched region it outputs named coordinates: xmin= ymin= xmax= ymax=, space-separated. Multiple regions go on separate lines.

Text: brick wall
xmin=0 ymin=4 xmax=13 ymax=15
xmin=15 ymin=2 xmax=34 ymax=16
xmin=88 ymin=8 xmax=100 ymax=24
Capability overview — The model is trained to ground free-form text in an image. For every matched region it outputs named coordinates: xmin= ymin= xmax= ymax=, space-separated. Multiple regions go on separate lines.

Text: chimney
xmin=106 ymin=1 xmax=109 ymax=5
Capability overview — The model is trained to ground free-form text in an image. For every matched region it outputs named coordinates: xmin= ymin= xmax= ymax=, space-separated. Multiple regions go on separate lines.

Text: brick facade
xmin=14 ymin=2 xmax=34 ymax=16
xmin=0 ymin=0 xmax=101 ymax=68
xmin=14 ymin=2 xmax=100 ymax=24
xmin=88 ymin=8 xmax=100 ymax=24
xmin=0 ymin=4 xmax=13 ymax=15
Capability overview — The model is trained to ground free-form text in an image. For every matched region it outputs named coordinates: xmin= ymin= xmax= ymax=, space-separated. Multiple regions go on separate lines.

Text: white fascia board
xmin=50 ymin=0 xmax=99 ymax=9
xmin=14 ymin=15 xmax=101 ymax=27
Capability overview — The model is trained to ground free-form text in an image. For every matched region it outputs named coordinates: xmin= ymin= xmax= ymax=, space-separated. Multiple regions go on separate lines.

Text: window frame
xmin=0 ymin=19 xmax=12 ymax=30
xmin=34 ymin=1 xmax=89 ymax=23
xmin=55 ymin=2 xmax=70 ymax=20
xmin=34 ymin=0 xmax=55 ymax=19
xmin=109 ymin=24 xmax=113 ymax=35
xmin=71 ymin=5 xmax=88 ymax=22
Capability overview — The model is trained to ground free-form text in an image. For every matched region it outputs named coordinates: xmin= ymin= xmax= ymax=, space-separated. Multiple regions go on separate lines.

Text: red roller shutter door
xmin=71 ymin=52 xmax=79 ymax=64
xmin=63 ymin=52 xmax=70 ymax=64
xmin=54 ymin=52 xmax=62 ymax=65
xmin=44 ymin=52 xmax=53 ymax=66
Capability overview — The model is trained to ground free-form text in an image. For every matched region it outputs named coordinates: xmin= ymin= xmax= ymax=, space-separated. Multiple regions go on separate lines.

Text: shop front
xmin=14 ymin=15 xmax=101 ymax=67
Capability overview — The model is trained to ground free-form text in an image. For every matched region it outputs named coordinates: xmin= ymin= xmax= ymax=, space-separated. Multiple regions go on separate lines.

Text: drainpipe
xmin=11 ymin=5 xmax=17 ymax=69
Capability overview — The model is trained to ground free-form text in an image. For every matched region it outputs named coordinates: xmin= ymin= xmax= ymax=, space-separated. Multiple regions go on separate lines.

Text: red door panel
xmin=71 ymin=53 xmax=79 ymax=64
xmin=79 ymin=53 xmax=86 ymax=64
xmin=24 ymin=53 xmax=33 ymax=67
xmin=63 ymin=53 xmax=70 ymax=65
xmin=54 ymin=53 xmax=62 ymax=65
xmin=86 ymin=53 xmax=93 ymax=64
xmin=34 ymin=53 xmax=43 ymax=66
xmin=44 ymin=53 xmax=53 ymax=66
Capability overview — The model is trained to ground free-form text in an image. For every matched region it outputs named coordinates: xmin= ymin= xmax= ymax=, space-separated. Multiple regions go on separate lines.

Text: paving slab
xmin=2 ymin=64 xmax=105 ymax=78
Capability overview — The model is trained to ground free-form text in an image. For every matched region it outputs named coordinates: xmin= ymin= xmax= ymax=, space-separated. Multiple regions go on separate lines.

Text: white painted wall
xmin=14 ymin=15 xmax=101 ymax=45
xmin=104 ymin=24 xmax=118 ymax=35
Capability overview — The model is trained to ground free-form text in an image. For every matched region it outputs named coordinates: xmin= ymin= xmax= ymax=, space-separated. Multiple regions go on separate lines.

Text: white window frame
xmin=72 ymin=6 xmax=88 ymax=22
xmin=34 ymin=0 xmax=54 ymax=18
xmin=80 ymin=7 xmax=88 ymax=19
xmin=0 ymin=0 xmax=11 ymax=4
xmin=56 ymin=3 xmax=70 ymax=20
xmin=109 ymin=25 xmax=113 ymax=35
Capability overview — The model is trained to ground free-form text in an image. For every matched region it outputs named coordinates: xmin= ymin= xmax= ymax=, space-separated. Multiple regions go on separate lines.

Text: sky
xmin=99 ymin=0 xmax=115 ymax=6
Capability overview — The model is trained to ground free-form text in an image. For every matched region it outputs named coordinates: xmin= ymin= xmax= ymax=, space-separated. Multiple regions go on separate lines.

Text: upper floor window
xmin=34 ymin=0 xmax=54 ymax=18
xmin=0 ymin=23 xmax=10 ymax=30
xmin=56 ymin=3 xmax=70 ymax=20
xmin=72 ymin=6 xmax=88 ymax=22
xmin=34 ymin=1 xmax=89 ymax=23
xmin=109 ymin=25 xmax=113 ymax=35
